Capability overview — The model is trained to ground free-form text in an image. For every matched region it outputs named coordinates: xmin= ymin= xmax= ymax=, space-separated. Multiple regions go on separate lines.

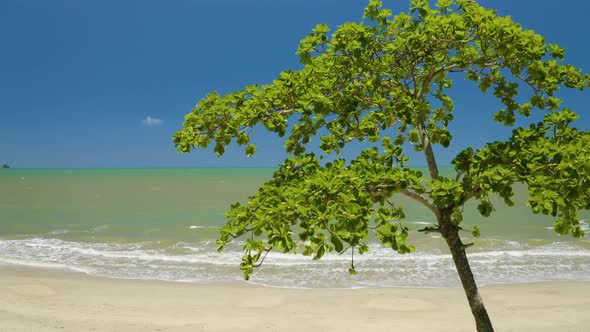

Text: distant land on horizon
xmin=0 ymin=164 xmax=445 ymax=170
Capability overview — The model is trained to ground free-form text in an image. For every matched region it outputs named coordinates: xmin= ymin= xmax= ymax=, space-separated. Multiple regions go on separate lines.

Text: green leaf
xmin=436 ymin=0 xmax=452 ymax=8
xmin=472 ymin=226 xmax=481 ymax=238
xmin=330 ymin=235 xmax=344 ymax=253
xmin=237 ymin=131 xmax=249 ymax=145
xmin=477 ymin=201 xmax=493 ymax=217
xmin=314 ymin=244 xmax=325 ymax=260
xmin=245 ymin=144 xmax=257 ymax=157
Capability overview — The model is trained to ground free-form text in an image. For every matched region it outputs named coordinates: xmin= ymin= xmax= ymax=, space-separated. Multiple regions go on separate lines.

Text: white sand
xmin=0 ymin=268 xmax=589 ymax=331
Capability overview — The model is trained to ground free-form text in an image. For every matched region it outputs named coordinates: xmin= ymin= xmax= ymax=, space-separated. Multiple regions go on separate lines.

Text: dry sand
xmin=0 ymin=268 xmax=589 ymax=331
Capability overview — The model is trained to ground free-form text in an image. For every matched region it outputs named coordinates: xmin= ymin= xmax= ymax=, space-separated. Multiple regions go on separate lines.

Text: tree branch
xmin=253 ymin=246 xmax=274 ymax=267
xmin=418 ymin=225 xmax=441 ymax=234
xmin=464 ymin=186 xmax=482 ymax=203
xmin=417 ymin=122 xmax=440 ymax=179
xmin=399 ymin=189 xmax=438 ymax=215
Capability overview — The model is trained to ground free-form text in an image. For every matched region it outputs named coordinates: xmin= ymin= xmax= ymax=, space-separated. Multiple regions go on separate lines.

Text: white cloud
xmin=142 ymin=116 xmax=162 ymax=126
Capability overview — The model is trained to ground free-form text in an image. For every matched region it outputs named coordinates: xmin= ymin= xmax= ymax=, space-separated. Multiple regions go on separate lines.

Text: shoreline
xmin=4 ymin=262 xmax=589 ymax=290
xmin=1 ymin=267 xmax=589 ymax=331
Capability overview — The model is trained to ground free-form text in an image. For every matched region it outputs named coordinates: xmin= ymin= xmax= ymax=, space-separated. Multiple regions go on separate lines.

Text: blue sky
xmin=1 ymin=0 xmax=588 ymax=168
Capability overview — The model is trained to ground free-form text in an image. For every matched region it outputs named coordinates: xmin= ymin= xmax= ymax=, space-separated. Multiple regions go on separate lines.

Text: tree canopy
xmin=174 ymin=1 xmax=589 ymax=330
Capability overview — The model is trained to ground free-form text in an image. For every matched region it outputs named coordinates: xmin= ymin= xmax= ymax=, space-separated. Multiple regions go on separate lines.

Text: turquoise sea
xmin=1 ymin=168 xmax=589 ymax=288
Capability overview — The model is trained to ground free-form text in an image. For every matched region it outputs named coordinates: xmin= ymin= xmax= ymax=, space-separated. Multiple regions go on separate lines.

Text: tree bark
xmin=417 ymin=122 xmax=439 ymax=179
xmin=440 ymin=216 xmax=494 ymax=332
xmin=418 ymin=118 xmax=492 ymax=331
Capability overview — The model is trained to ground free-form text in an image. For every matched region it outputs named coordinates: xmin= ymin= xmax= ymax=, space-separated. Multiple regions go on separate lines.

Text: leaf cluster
xmin=454 ymin=109 xmax=590 ymax=237
xmin=217 ymin=149 xmax=422 ymax=279
xmin=175 ymin=0 xmax=589 ymax=279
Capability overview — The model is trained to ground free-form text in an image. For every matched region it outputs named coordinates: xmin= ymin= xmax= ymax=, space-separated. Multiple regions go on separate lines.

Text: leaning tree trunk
xmin=440 ymin=216 xmax=494 ymax=332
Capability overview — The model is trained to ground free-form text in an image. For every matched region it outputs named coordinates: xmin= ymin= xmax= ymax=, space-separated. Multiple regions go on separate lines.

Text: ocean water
xmin=1 ymin=168 xmax=589 ymax=288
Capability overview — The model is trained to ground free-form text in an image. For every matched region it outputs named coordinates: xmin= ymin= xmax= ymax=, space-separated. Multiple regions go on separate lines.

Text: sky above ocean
xmin=1 ymin=0 xmax=589 ymax=168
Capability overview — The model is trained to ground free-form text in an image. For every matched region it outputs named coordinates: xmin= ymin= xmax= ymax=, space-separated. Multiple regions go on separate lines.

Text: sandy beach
xmin=0 ymin=268 xmax=587 ymax=331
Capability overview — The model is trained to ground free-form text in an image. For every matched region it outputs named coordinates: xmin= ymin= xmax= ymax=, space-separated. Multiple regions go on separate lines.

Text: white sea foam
xmin=410 ymin=221 xmax=433 ymax=226
xmin=45 ymin=229 xmax=71 ymax=235
xmin=89 ymin=225 xmax=110 ymax=233
xmin=189 ymin=225 xmax=217 ymax=229
xmin=0 ymin=237 xmax=588 ymax=288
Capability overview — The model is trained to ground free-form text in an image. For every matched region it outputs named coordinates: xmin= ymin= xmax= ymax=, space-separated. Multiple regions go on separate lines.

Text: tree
xmin=174 ymin=1 xmax=590 ymax=331
xmin=1 ymin=164 xmax=10 ymax=169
